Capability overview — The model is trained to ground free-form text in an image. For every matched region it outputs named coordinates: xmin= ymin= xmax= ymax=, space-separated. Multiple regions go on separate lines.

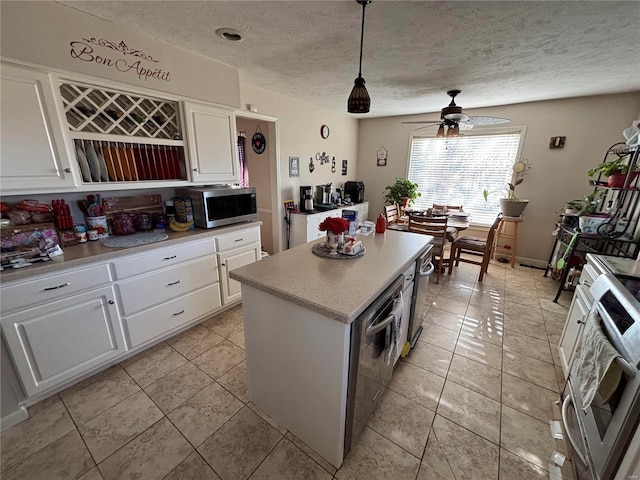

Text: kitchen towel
xmin=571 ymin=310 xmax=623 ymax=410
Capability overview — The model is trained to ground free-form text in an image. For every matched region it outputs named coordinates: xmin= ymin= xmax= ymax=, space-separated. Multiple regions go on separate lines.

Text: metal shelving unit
xmin=544 ymin=143 xmax=640 ymax=302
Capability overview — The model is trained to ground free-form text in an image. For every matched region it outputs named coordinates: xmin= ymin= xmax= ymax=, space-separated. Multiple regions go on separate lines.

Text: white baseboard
xmin=0 ymin=405 xmax=28 ymax=432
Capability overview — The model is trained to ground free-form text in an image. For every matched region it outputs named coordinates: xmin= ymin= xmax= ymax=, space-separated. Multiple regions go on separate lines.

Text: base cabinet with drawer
xmin=216 ymin=226 xmax=262 ymax=305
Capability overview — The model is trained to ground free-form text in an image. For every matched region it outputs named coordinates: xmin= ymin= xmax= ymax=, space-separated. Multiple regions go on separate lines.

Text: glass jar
xmin=135 ymin=212 xmax=153 ymax=231
xmin=112 ymin=213 xmax=136 ymax=235
xmin=153 ymin=213 xmax=170 ymax=229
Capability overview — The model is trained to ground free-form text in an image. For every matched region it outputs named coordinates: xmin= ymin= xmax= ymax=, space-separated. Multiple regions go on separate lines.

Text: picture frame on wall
xmin=377 ymin=146 xmax=388 ymax=167
xmin=289 ymin=156 xmax=300 ymax=177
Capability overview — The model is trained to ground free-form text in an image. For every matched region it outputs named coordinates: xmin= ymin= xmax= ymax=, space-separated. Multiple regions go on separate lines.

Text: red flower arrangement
xmin=318 ymin=217 xmax=349 ymax=234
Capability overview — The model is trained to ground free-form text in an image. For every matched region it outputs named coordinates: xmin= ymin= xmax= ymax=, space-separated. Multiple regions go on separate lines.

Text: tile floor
xmin=0 ymin=259 xmax=577 ymax=480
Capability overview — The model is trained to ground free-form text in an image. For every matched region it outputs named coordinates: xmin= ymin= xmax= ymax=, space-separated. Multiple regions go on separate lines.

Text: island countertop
xmin=230 ymin=229 xmax=432 ymax=323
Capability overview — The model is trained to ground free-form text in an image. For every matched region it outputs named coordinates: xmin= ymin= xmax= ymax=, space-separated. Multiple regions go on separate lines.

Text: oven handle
xmin=366 ymin=313 xmax=395 ymax=337
xmin=561 ymin=393 xmax=588 ymax=466
xmin=420 ymin=262 xmax=435 ymax=277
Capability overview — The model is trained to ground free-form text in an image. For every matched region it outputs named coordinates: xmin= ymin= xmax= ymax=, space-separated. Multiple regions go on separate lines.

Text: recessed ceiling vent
xmin=215 ymin=28 xmax=244 ymax=42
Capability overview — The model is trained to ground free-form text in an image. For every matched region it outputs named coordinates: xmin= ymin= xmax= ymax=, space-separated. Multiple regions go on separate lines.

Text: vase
xmin=326 ymin=231 xmax=343 ymax=254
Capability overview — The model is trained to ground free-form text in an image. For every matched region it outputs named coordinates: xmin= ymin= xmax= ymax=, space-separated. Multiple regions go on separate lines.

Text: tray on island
xmin=311 ymin=243 xmax=366 ymax=259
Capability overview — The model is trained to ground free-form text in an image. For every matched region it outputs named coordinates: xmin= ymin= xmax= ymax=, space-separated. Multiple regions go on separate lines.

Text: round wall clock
xmin=320 ymin=124 xmax=330 ymax=139
xmin=252 ymin=128 xmax=266 ymax=154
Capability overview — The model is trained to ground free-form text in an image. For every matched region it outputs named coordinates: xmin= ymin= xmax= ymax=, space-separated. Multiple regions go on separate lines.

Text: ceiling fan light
xmin=436 ymin=124 xmax=445 ymax=137
xmin=452 ymin=125 xmax=460 ymax=136
xmin=348 ymin=76 xmax=370 ymax=113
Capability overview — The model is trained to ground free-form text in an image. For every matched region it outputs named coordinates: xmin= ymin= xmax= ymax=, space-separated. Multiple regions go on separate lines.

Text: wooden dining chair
xmin=384 ymin=204 xmax=400 ymax=225
xmin=448 ymin=213 xmax=503 ymax=282
xmin=433 ymin=204 xmax=463 ymax=212
xmin=409 ymin=214 xmax=448 ymax=284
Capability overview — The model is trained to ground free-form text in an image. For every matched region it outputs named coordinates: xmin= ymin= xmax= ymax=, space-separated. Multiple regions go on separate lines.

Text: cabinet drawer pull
xmin=234 ymin=238 xmax=244 ymax=242
xmin=163 ymin=255 xmax=178 ymax=260
xmin=172 ymin=309 xmax=186 ymax=316
xmin=43 ymin=282 xmax=70 ymax=291
xmin=221 ymin=263 xmax=226 ymax=267
xmin=108 ymin=300 xmax=115 ymax=305
xmin=167 ymin=279 xmax=183 ymax=286
xmin=64 ymin=168 xmax=72 ymax=173
xmin=577 ymin=319 xmax=586 ymax=324
xmin=583 ymin=280 xmax=591 ymax=287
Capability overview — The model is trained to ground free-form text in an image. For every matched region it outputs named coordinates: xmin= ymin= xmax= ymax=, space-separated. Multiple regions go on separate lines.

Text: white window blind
xmin=408 ymin=132 xmax=522 ymax=226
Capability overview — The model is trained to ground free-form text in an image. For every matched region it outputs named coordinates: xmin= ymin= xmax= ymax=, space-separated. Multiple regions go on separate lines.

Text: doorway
xmin=235 ymin=113 xmax=281 ymax=254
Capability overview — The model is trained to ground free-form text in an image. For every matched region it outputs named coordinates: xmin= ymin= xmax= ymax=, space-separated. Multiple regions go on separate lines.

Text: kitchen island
xmin=230 ymin=230 xmax=432 ymax=468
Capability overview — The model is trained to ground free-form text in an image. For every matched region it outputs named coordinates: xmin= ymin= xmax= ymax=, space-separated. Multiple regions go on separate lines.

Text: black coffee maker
xmin=344 ymin=181 xmax=365 ymax=204
xmin=300 ymin=186 xmax=314 ymax=212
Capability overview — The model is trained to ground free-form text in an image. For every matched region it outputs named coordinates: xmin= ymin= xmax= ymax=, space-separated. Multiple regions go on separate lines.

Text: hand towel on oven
xmin=571 ymin=310 xmax=623 ymax=410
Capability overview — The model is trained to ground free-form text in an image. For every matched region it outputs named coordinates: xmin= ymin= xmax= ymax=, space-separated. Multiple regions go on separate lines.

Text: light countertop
xmin=1 ymin=221 xmax=261 ymax=283
xmin=230 ymin=229 xmax=432 ymax=323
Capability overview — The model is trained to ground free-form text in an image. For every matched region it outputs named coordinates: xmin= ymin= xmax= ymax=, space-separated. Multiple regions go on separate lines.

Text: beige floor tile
xmin=503 ymin=312 xmax=548 ymax=341
xmin=428 ymin=415 xmax=499 ymax=480
xmin=250 ymin=438 xmax=332 ymax=480
xmin=61 ymin=368 xmax=140 ymax=425
xmin=501 ymin=405 xmax=557 ymax=470
xmin=144 ymin=362 xmax=213 ymax=413
xmin=78 ymin=466 xmax=104 ymax=480
xmin=501 ymin=373 xmax=559 ymax=424
xmin=120 ymin=343 xmax=187 ymax=387
xmin=503 ymin=350 xmax=559 ymax=393
xmin=247 ymin=401 xmax=288 ymax=435
xmin=430 ymin=295 xmax=469 ymax=316
xmin=460 ymin=308 xmax=504 ymax=347
xmin=447 ymin=354 xmax=502 ymax=401
xmin=1 ymin=429 xmax=94 ymax=480
xmin=388 ymin=361 xmax=445 ymax=411
xmin=166 ymin=324 xmax=225 ymax=360
xmin=436 ymin=284 xmax=474 ymax=304
xmin=499 ymin=448 xmax=548 ymax=480
xmin=420 ymin=322 xmax=460 ymax=351
xmin=538 ymin=297 xmax=571 ymax=314
xmin=420 ymin=429 xmax=456 ymax=479
xmin=368 ymin=389 xmax=435 ymax=457
xmin=227 ymin=328 xmax=246 ymax=349
xmin=98 ymin=418 xmax=193 ymax=480
xmin=192 ymin=340 xmax=245 ymax=379
xmin=436 ymin=380 xmax=501 ymax=444
xmin=454 ymin=336 xmax=503 ymax=369
xmin=202 ymin=309 xmax=244 ymax=338
xmin=164 ymin=452 xmax=220 ymax=480
xmin=79 ymin=391 xmax=163 ymax=463
xmin=285 ymin=432 xmax=337 ymax=476
xmin=503 ymin=330 xmax=553 ymax=364
xmin=504 ymin=291 xmax=541 ymax=309
xmin=504 ymin=301 xmax=544 ymax=321
xmin=469 ymin=289 xmax=505 ymax=310
xmin=58 ymin=365 xmax=121 ymax=400
xmin=0 ymin=395 xmax=76 ymax=472
xmin=403 ymin=339 xmax=452 ymax=378
xmin=416 ymin=462 xmax=455 ymax=480
xmin=197 ymin=406 xmax=282 ymax=480
xmin=336 ymin=427 xmax=420 ymax=480
xmin=423 ymin=307 xmax=463 ymax=332
xmin=168 ymin=382 xmax=244 ymax=447
xmin=217 ymin=360 xmax=250 ymax=403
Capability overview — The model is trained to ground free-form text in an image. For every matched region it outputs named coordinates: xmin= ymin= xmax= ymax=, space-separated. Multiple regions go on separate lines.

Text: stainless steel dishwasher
xmin=343 ymin=275 xmax=404 ymax=455
xmin=408 ymin=245 xmax=434 ymax=348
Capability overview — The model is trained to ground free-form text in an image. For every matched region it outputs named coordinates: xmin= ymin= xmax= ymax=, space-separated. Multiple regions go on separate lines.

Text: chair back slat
xmin=408 ymin=215 xmax=448 ymax=239
xmin=384 ymin=204 xmax=400 ymax=225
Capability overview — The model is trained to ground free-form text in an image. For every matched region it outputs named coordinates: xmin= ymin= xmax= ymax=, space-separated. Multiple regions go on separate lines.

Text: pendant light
xmin=436 ymin=123 xmax=445 ymax=138
xmin=347 ymin=0 xmax=372 ymax=114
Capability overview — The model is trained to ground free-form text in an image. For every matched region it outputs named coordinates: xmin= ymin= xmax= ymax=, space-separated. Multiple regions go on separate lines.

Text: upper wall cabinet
xmin=184 ymin=102 xmax=238 ymax=184
xmin=0 ymin=64 xmax=76 ymax=192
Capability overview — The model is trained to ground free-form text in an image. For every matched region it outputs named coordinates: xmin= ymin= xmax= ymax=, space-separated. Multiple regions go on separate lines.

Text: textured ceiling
xmin=57 ymin=1 xmax=640 ymax=118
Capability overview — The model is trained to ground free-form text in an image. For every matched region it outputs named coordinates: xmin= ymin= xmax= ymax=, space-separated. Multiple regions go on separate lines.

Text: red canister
xmin=375 ymin=213 xmax=387 ymax=233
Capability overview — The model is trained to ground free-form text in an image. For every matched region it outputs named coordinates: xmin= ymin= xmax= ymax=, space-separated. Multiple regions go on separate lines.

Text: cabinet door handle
xmin=108 ymin=300 xmax=115 ymax=305
xmin=193 ymin=168 xmax=197 ymax=172
xmin=221 ymin=263 xmax=226 ymax=267
xmin=172 ymin=309 xmax=186 ymax=316
xmin=235 ymin=238 xmax=244 ymax=242
xmin=577 ymin=319 xmax=586 ymax=324
xmin=168 ymin=279 xmax=183 ymax=286
xmin=583 ymin=280 xmax=591 ymax=287
xmin=163 ymin=255 xmax=178 ymax=260
xmin=43 ymin=282 xmax=70 ymax=291
xmin=64 ymin=168 xmax=71 ymax=173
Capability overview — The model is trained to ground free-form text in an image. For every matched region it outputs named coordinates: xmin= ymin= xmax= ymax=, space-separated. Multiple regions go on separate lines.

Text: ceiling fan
xmin=402 ymin=89 xmax=510 ymax=137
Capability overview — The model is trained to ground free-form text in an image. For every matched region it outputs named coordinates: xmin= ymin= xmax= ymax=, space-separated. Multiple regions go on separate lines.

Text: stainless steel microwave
xmin=178 ymin=186 xmax=257 ymax=229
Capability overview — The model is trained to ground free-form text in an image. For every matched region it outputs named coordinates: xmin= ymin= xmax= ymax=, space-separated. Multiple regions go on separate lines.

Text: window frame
xmin=405 ymin=125 xmax=527 ymax=227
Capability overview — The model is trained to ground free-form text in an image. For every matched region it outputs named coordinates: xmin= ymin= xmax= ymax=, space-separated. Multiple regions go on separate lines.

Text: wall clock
xmin=320 ymin=124 xmax=330 ymax=139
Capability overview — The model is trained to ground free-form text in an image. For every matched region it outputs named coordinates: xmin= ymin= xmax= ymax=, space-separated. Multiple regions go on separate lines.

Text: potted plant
xmin=587 ymin=156 xmax=637 ymax=188
xmin=575 ymin=190 xmax=611 ymax=234
xmin=483 ymin=159 xmax=530 ymax=217
xmin=562 ymin=199 xmax=584 ymax=216
xmin=383 ymin=177 xmax=421 ymax=208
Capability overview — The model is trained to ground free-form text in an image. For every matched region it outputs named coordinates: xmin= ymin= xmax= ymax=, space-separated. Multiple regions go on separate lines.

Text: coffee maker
xmin=315 ymin=183 xmax=332 ymax=206
xmin=300 ymin=186 xmax=314 ymax=212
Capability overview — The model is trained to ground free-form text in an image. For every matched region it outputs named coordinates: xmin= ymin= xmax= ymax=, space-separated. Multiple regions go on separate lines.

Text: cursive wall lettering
xmin=69 ymin=39 xmax=171 ymax=83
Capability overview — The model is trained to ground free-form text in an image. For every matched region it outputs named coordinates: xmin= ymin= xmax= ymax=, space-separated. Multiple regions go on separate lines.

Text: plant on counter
xmin=383 ymin=177 xmax=421 ymax=207
xmin=318 ymin=217 xmax=350 ymax=234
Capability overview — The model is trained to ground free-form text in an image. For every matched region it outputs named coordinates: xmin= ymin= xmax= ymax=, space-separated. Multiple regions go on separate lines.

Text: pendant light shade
xmin=347 ymin=0 xmax=372 ymax=114
xmin=436 ymin=123 xmax=445 ymax=138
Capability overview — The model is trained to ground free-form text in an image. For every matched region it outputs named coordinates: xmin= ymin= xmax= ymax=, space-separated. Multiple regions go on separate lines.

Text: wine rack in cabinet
xmin=58 ymin=81 xmax=187 ymax=184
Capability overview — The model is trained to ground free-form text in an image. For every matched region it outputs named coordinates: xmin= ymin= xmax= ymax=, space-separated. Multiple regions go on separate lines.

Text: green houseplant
xmin=384 ymin=177 xmax=421 ymax=207
xmin=483 ymin=159 xmax=530 ymax=217
xmin=587 ymin=156 xmax=637 ymax=187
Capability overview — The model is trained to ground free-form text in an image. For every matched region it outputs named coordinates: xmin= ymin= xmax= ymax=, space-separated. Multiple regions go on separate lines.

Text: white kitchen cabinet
xmin=289 ymin=202 xmax=369 ymax=248
xmin=184 ymin=101 xmax=238 ymax=184
xmin=0 ymin=63 xmax=75 ymax=191
xmin=216 ymin=226 xmax=262 ymax=305
xmin=559 ymin=284 xmax=589 ymax=378
xmin=1 ymin=285 xmax=124 ymax=397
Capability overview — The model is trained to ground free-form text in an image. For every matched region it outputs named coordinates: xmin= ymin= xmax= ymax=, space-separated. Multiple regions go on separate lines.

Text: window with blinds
xmin=408 ymin=131 xmax=522 ymax=226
